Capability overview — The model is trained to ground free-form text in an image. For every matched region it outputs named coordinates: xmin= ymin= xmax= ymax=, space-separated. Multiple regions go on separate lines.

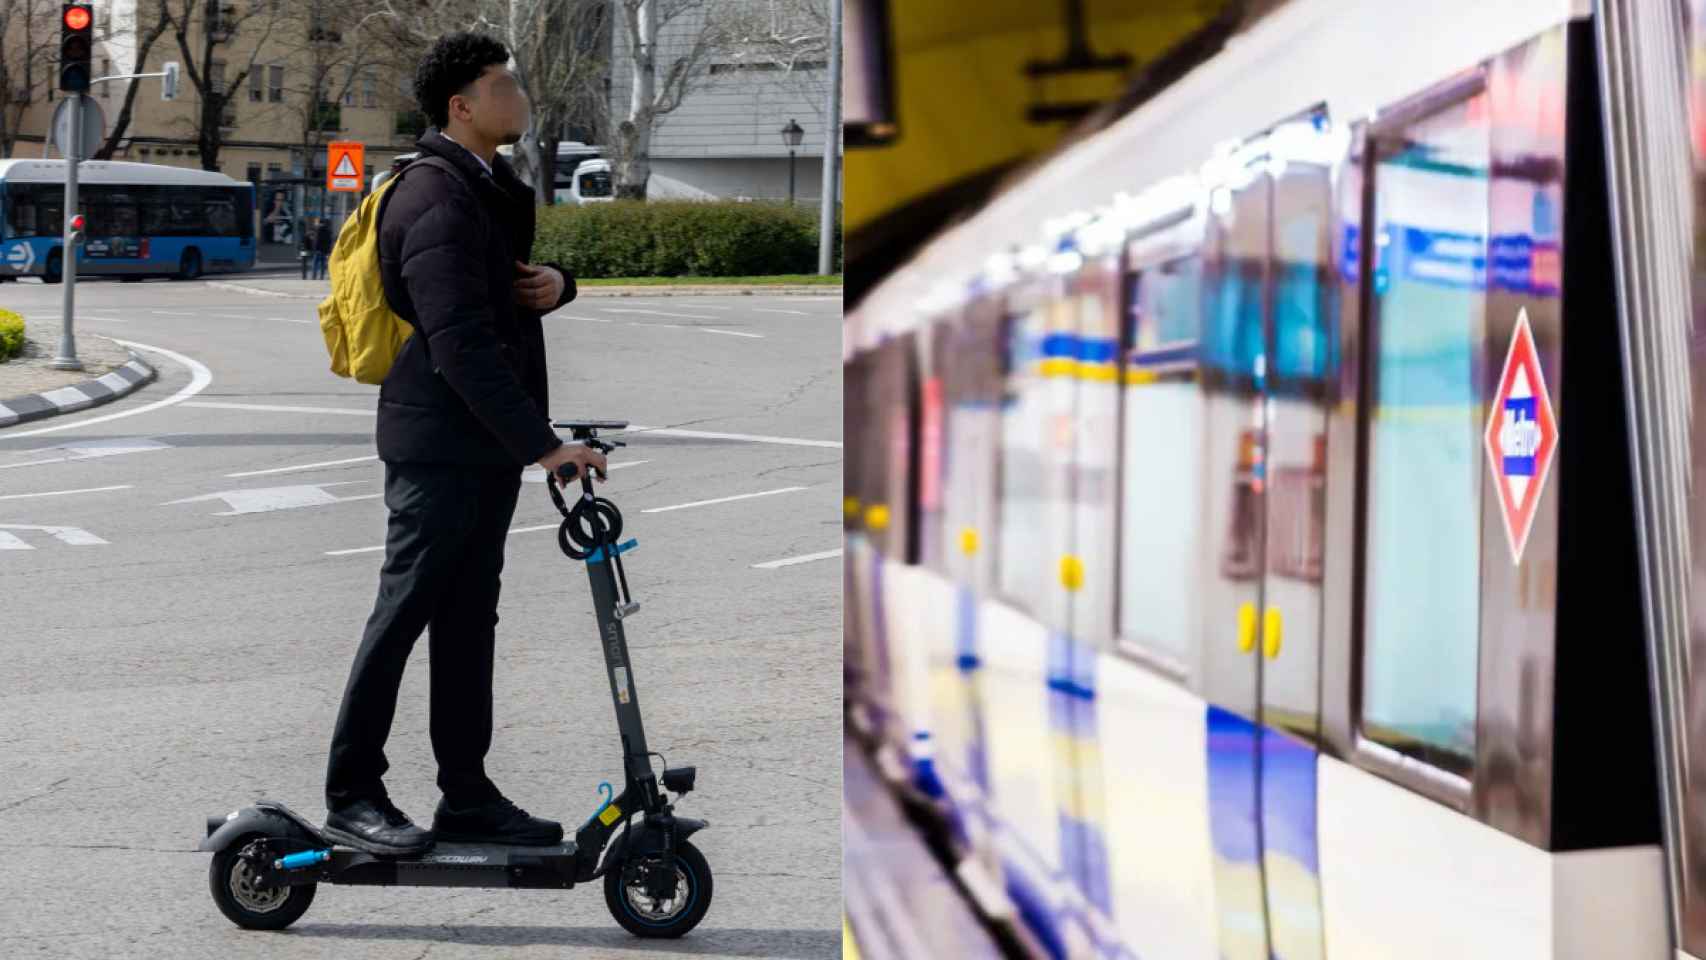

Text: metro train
xmin=843 ymin=1 xmax=1706 ymax=958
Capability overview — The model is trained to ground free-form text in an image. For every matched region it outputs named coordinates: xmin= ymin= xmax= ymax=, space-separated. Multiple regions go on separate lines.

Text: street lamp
xmin=781 ymin=118 xmax=804 ymax=205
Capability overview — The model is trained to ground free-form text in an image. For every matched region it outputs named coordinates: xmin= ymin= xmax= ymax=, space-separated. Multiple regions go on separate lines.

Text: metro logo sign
xmin=1483 ymin=307 xmax=1558 ymax=564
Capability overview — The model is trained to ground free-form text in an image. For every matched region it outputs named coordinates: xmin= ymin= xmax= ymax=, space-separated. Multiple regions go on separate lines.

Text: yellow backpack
xmin=316 ymin=157 xmax=455 ymax=384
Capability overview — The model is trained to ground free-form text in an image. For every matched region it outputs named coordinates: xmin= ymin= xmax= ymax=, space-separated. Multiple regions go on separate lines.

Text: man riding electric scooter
xmin=322 ymin=31 xmax=600 ymax=857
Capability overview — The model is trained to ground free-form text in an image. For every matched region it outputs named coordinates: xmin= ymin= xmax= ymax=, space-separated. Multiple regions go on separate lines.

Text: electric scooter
xmin=198 ymin=420 xmax=712 ymax=938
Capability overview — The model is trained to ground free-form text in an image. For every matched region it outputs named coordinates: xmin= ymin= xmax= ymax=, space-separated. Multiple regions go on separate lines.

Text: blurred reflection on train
xmin=841 ymin=1 xmax=1706 ymax=957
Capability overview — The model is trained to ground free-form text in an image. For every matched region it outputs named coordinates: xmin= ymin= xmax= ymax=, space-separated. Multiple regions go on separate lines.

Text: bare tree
xmin=507 ymin=0 xmax=608 ymax=204
xmin=610 ymin=0 xmax=736 ymax=200
xmin=93 ymin=0 xmax=173 ymax=161
xmin=273 ymin=3 xmax=392 ymax=192
xmin=720 ymin=0 xmax=829 ymax=121
xmin=0 ymin=0 xmax=56 ymax=158
xmin=163 ymin=0 xmax=283 ymax=171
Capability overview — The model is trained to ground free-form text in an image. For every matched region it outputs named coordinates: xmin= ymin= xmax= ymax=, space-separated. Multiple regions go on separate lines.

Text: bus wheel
xmin=177 ymin=249 xmax=203 ymax=280
xmin=42 ymin=249 xmax=62 ymax=284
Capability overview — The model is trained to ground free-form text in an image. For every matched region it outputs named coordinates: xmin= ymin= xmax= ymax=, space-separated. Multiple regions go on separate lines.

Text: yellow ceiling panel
xmin=846 ymin=2 xmax=1220 ymax=233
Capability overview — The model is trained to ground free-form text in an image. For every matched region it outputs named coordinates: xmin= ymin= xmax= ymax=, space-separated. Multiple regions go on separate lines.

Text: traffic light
xmin=60 ymin=4 xmax=93 ymax=93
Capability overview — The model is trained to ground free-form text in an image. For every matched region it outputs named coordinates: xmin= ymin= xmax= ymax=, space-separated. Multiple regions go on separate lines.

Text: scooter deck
xmin=325 ymin=841 xmax=582 ymax=889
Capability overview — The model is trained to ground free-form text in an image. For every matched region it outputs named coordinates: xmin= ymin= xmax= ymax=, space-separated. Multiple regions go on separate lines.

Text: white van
xmin=554 ymin=159 xmax=614 ymax=205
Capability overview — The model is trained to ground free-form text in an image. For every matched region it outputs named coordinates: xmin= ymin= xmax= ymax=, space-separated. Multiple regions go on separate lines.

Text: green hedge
xmin=0 ymin=309 xmax=22 ymax=362
xmin=534 ymin=201 xmax=842 ymax=279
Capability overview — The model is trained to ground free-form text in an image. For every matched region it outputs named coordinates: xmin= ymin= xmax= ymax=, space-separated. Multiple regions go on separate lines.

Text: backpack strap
xmin=372 ymin=156 xmax=470 ymax=375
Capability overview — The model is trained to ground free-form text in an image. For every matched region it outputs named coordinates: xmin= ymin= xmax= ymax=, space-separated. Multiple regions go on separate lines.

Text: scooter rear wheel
xmin=604 ymin=839 xmax=713 ymax=938
xmin=209 ymin=834 xmax=316 ymax=930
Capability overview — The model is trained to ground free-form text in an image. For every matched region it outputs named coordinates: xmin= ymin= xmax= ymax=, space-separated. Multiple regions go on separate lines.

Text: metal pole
xmin=52 ymin=94 xmax=82 ymax=371
xmin=788 ymin=148 xmax=796 ymax=205
xmin=817 ymin=0 xmax=842 ymax=275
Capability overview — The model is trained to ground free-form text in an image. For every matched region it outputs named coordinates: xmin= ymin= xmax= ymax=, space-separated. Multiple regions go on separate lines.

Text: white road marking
xmin=641 ymin=486 xmax=806 ymax=514
xmin=275 ymin=317 xmax=315 ymax=324
xmin=227 ymin=455 xmax=378 ymax=478
xmin=752 ymin=548 xmax=842 ymax=569
xmin=600 ymin=308 xmax=717 ymax=320
xmin=0 ymin=531 xmax=29 ymax=549
xmin=753 ymin=308 xmax=809 ymax=316
xmin=0 ymin=523 xmax=108 ymax=546
xmin=164 ymin=482 xmax=376 ymax=516
xmin=624 ymin=426 xmax=840 ymax=449
xmin=166 ymin=402 xmax=842 ymax=449
xmin=3 ymin=339 xmax=212 ymax=438
xmin=0 ymin=484 xmax=133 ymax=501
xmin=325 ymin=476 xmax=795 ymax=557
xmin=0 ymin=438 xmax=173 ymax=471
xmin=184 ymin=400 xmax=374 ymax=416
xmin=702 ymin=328 xmax=764 ymax=339
xmin=556 ymin=314 xmax=615 ymax=323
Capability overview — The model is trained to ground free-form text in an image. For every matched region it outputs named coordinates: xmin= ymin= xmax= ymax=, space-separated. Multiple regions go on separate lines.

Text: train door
xmin=1200 ymin=114 xmax=1336 ymax=960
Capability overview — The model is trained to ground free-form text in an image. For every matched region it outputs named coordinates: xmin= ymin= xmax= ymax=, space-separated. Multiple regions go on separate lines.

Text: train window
xmin=1116 ymin=256 xmax=1203 ymax=670
xmin=1360 ymin=93 xmax=1490 ymax=775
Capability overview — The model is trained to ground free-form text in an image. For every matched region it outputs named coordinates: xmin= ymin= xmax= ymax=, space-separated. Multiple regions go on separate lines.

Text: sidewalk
xmin=206 ymin=276 xmax=842 ymax=300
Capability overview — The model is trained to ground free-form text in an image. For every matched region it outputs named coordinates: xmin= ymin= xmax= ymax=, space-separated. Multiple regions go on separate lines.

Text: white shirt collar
xmin=437 ymin=130 xmax=492 ymax=176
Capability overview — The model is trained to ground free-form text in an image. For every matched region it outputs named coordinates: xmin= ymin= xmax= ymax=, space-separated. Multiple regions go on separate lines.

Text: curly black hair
xmin=414 ymin=32 xmax=510 ymax=130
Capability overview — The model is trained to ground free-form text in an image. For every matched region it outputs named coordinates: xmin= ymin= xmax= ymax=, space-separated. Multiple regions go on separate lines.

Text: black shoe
xmin=323 ymin=798 xmax=434 ymax=856
xmin=433 ymin=795 xmax=564 ymax=846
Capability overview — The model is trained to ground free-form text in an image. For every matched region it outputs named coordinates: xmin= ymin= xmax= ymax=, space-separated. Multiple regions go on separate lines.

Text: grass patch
xmin=579 ymin=274 xmax=842 ymax=287
xmin=0 ymin=309 xmax=22 ymax=362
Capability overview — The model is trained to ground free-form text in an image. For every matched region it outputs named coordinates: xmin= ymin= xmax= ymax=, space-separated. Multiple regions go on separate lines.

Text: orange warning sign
xmin=326 ymin=141 xmax=365 ymax=193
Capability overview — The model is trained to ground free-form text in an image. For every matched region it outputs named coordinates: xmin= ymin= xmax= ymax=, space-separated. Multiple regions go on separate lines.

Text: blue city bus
xmin=0 ymin=159 xmax=255 ymax=283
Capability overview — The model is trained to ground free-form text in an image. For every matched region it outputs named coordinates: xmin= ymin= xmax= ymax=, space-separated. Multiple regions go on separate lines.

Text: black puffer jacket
xmin=375 ymin=131 xmax=576 ymax=466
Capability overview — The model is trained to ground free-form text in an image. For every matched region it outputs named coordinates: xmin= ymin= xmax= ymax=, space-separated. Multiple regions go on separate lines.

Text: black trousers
xmin=325 ymin=460 xmax=524 ymax=811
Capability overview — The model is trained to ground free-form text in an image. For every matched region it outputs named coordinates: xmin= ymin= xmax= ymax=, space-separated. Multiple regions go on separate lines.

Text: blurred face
xmin=448 ymin=64 xmax=530 ymax=145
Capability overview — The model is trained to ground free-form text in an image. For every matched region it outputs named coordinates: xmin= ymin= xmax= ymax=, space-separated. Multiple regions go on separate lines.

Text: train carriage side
xmin=848 ymin=4 xmax=1677 ymax=959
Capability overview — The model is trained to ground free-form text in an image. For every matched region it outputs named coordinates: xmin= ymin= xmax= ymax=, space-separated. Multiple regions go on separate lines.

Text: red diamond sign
xmin=1483 ymin=307 xmax=1558 ymax=565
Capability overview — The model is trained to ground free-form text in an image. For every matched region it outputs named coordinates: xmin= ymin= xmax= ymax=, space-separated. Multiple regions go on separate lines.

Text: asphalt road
xmin=0 ymin=277 xmax=842 ymax=959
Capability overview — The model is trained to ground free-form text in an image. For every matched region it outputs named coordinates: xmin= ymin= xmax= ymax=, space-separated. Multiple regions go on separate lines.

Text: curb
xmin=202 ymin=279 xmax=841 ymax=301
xmin=0 ymin=355 xmax=157 ymax=428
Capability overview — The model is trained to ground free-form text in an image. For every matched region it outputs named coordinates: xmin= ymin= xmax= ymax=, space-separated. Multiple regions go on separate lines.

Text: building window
xmin=1360 ymin=92 xmax=1491 ymax=775
xmin=246 ymin=162 xmax=261 ymax=184
xmin=99 ymin=59 xmax=110 ymax=97
xmin=268 ymin=65 xmax=283 ymax=103
xmin=249 ymin=68 xmax=263 ymax=102
xmin=362 ymin=71 xmax=377 ymax=109
xmin=209 ymin=60 xmax=226 ymax=96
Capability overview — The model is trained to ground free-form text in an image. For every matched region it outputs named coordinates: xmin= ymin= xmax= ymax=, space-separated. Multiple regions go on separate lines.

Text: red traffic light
xmin=68 ymin=214 xmax=85 ymax=232
xmin=63 ymin=6 xmax=90 ymax=31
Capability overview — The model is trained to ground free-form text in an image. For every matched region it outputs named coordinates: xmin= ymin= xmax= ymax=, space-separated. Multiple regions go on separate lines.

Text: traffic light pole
xmin=47 ymin=63 xmax=177 ymax=371
xmin=51 ymin=93 xmax=81 ymax=371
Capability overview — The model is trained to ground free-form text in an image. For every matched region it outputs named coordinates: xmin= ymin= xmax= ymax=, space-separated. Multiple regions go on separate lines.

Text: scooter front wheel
xmin=604 ymin=839 xmax=713 ymax=938
xmin=208 ymin=835 xmax=316 ymax=930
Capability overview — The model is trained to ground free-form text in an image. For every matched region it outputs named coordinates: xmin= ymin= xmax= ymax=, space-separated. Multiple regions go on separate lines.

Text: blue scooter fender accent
xmin=199 ymin=800 xmax=326 ymax=853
